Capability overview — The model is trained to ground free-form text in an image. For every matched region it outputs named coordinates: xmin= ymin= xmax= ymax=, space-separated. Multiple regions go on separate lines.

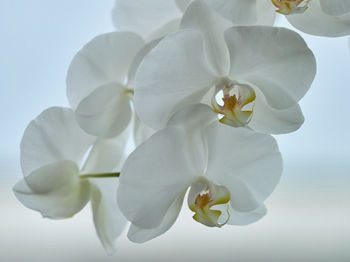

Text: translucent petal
xmin=319 ymin=0 xmax=350 ymax=16
xmin=225 ymin=26 xmax=316 ymax=109
xmin=112 ymin=0 xmax=181 ymax=40
xmin=133 ymin=113 xmax=154 ymax=147
xmin=180 ymin=0 xmax=232 ymax=75
xmin=249 ymin=88 xmax=305 ymax=134
xmin=227 ymin=204 xmax=267 ymax=225
xmin=205 ymin=123 xmax=283 ymax=211
xmin=20 ymin=107 xmax=95 ymax=176
xmin=118 ymin=128 xmax=195 ymax=229
xmin=67 ymin=32 xmax=144 ymax=108
xmin=75 ymin=83 xmax=132 ymax=138
xmin=127 ymin=191 xmax=186 ymax=243
xmin=134 ymin=30 xmax=217 ymax=130
xmin=90 ymin=179 xmax=127 ymax=254
xmin=287 ymin=1 xmax=350 ymax=37
xmin=13 ymin=160 xmax=90 ymax=219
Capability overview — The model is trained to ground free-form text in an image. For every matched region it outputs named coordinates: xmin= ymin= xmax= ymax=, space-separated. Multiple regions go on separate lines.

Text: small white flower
xmin=117 ymin=104 xmax=283 ymax=243
xmin=13 ymin=107 xmax=127 ymax=254
xmin=134 ymin=1 xmax=316 ymax=134
xmin=66 ymin=31 xmax=154 ymax=144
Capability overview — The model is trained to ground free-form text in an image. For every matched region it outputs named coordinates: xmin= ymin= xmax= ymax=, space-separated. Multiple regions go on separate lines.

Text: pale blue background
xmin=0 ymin=1 xmax=349 ymax=261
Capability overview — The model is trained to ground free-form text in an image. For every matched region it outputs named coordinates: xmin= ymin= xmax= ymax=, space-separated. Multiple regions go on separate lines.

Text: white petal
xmin=225 ymin=26 xmax=316 ymax=109
xmin=112 ymin=0 xmax=181 ymax=40
xmin=127 ymin=191 xmax=186 ymax=243
xmin=20 ymin=107 xmax=95 ymax=176
xmin=204 ymin=0 xmax=258 ymax=25
xmin=249 ymin=88 xmax=305 ymax=134
xmin=128 ymin=38 xmax=162 ymax=87
xmin=118 ymin=128 xmax=195 ymax=229
xmin=180 ymin=0 xmax=232 ymax=75
xmin=75 ymin=83 xmax=132 ymax=138
xmin=81 ymin=128 xmax=130 ymax=175
xmin=133 ymin=113 xmax=154 ymax=147
xmin=227 ymin=204 xmax=267 ymax=225
xmin=320 ymin=0 xmax=350 ymax=16
xmin=205 ymin=123 xmax=283 ymax=212
xmin=13 ymin=160 xmax=90 ymax=219
xmin=90 ymin=179 xmax=127 ymax=254
xmin=67 ymin=32 xmax=144 ymax=108
xmin=175 ymin=0 xmax=191 ymax=11
xmin=287 ymin=1 xmax=350 ymax=37
xmin=256 ymin=0 xmax=276 ymax=26
xmin=134 ymin=30 xmax=217 ymax=130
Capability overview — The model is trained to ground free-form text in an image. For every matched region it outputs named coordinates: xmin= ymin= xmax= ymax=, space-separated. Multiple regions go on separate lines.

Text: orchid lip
xmin=271 ymin=0 xmax=311 ymax=15
xmin=211 ymin=79 xmax=256 ymax=128
xmin=188 ymin=179 xmax=231 ymax=228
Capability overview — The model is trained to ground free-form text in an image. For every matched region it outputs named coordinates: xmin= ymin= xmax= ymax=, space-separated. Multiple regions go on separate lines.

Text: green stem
xmin=80 ymin=172 xmax=120 ymax=179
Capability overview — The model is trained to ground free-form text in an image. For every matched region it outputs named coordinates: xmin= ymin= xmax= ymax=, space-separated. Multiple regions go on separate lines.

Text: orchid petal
xmin=112 ymin=0 xmax=181 ymax=40
xmin=75 ymin=83 xmax=132 ymax=138
xmin=180 ymin=0 xmax=232 ymax=75
xmin=90 ymin=179 xmax=127 ymax=254
xmin=227 ymin=204 xmax=267 ymax=225
xmin=13 ymin=160 xmax=90 ymax=219
xmin=127 ymin=191 xmax=186 ymax=243
xmin=249 ymin=88 xmax=305 ymax=134
xmin=287 ymin=1 xmax=350 ymax=37
xmin=67 ymin=32 xmax=144 ymax=108
xmin=205 ymin=122 xmax=283 ymax=211
xmin=134 ymin=30 xmax=217 ymax=129
xmin=118 ymin=128 xmax=195 ymax=229
xmin=20 ymin=107 xmax=95 ymax=176
xmin=225 ymin=26 xmax=316 ymax=109
xmin=319 ymin=0 xmax=350 ymax=16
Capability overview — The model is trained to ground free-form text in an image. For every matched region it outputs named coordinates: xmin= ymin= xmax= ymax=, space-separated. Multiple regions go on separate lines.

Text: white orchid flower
xmin=66 ymin=31 xmax=154 ymax=144
xmin=112 ymin=0 xmax=276 ymax=41
xmin=13 ymin=107 xmax=127 ymax=254
xmin=117 ymin=104 xmax=283 ymax=243
xmin=286 ymin=0 xmax=350 ymax=37
xmin=134 ymin=1 xmax=316 ymax=134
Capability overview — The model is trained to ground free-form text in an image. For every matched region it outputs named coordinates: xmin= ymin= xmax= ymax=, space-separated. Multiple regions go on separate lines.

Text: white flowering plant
xmin=13 ymin=0 xmax=349 ymax=255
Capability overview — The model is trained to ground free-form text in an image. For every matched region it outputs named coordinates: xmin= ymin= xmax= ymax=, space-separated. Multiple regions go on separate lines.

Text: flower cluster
xmin=13 ymin=0 xmax=349 ymax=254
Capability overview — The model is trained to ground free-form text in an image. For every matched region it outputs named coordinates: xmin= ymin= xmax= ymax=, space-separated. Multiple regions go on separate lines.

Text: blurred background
xmin=0 ymin=1 xmax=349 ymax=261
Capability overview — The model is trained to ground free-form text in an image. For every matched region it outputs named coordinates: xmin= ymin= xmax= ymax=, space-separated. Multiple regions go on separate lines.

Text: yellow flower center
xmin=189 ymin=180 xmax=231 ymax=228
xmin=212 ymin=81 xmax=256 ymax=127
xmin=271 ymin=0 xmax=310 ymax=15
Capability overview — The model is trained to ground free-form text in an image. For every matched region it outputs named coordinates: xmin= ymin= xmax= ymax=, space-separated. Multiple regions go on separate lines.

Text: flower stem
xmin=80 ymin=172 xmax=120 ymax=179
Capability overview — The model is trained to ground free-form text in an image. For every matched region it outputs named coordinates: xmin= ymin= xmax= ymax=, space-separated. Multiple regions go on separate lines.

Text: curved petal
xmin=112 ymin=0 xmax=181 ymax=40
xmin=75 ymin=83 xmax=132 ymax=138
xmin=13 ymin=160 xmax=90 ymax=219
xmin=67 ymin=32 xmax=144 ymax=108
xmin=205 ymin=123 xmax=283 ymax=212
xmin=225 ymin=26 xmax=316 ymax=109
xmin=249 ymin=88 xmax=305 ymax=134
xmin=133 ymin=113 xmax=154 ymax=147
xmin=134 ymin=30 xmax=218 ymax=130
xmin=204 ymin=0 xmax=258 ymax=25
xmin=319 ymin=0 xmax=350 ymax=16
xmin=81 ymin=126 xmax=131 ymax=175
xmin=227 ymin=204 xmax=267 ymax=225
xmin=118 ymin=127 xmax=195 ymax=229
xmin=20 ymin=107 xmax=95 ymax=176
xmin=175 ymin=0 xmax=190 ymax=11
xmin=287 ymin=1 xmax=350 ymax=37
xmin=90 ymin=179 xmax=127 ymax=255
xmin=127 ymin=190 xmax=186 ymax=243
xmin=180 ymin=0 xmax=232 ymax=75
xmin=256 ymin=0 xmax=276 ymax=26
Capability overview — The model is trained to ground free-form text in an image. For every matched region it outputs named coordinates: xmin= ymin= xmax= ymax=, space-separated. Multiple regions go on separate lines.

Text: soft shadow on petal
xmin=13 ymin=160 xmax=90 ymax=219
xmin=20 ymin=107 xmax=95 ymax=176
xmin=127 ymin=191 xmax=186 ymax=243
